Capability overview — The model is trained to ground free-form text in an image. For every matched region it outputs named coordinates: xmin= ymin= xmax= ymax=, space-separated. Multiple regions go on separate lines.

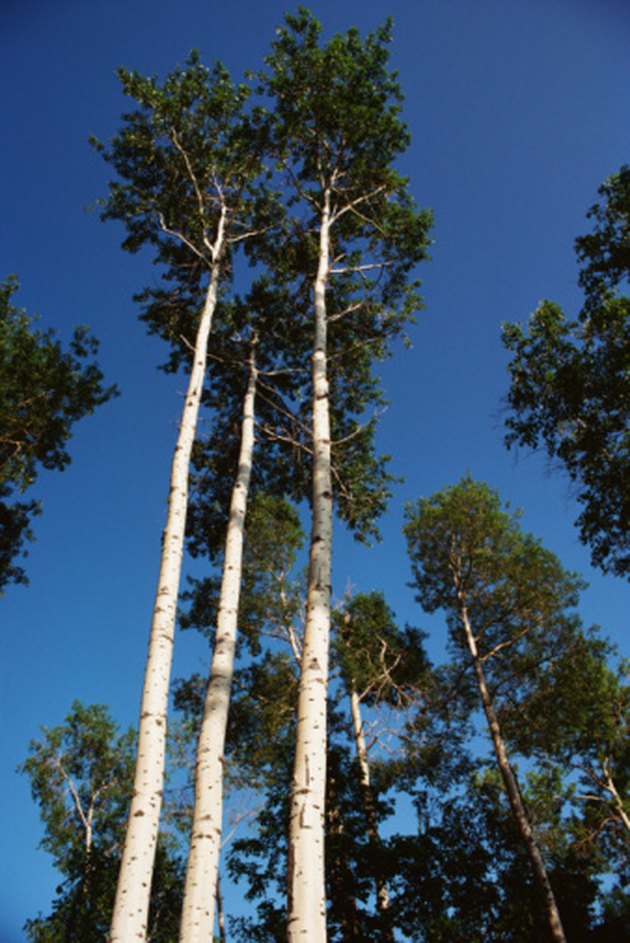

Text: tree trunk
xmin=603 ymin=765 xmax=630 ymax=834
xmin=178 ymin=346 xmax=258 ymax=943
xmin=458 ymin=600 xmax=567 ymax=943
xmin=287 ymin=191 xmax=332 ymax=943
xmin=110 ymin=260 xmax=221 ymax=943
xmin=348 ymin=687 xmax=395 ymax=943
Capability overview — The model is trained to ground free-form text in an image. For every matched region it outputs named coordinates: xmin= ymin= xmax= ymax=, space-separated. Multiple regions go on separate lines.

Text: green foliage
xmin=181 ymin=493 xmax=306 ymax=655
xmin=576 ymin=165 xmax=630 ymax=308
xmin=258 ymin=8 xmax=433 ymax=542
xmin=333 ymin=591 xmax=427 ymax=705
xmin=502 ymin=635 xmax=630 ymax=873
xmin=92 ymin=52 xmax=279 ymax=364
xmin=20 ymin=702 xmax=182 ymax=942
xmin=403 ymin=478 xmax=628 ymax=935
xmin=0 ymin=278 xmax=115 ymax=591
xmin=503 ymin=166 xmax=630 ymax=577
xmin=403 ymin=477 xmax=584 ymax=662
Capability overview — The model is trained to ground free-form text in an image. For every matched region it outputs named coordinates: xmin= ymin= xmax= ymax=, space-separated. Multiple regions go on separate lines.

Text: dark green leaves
xmin=503 ymin=167 xmax=630 ymax=578
xmin=0 ymin=277 xmax=116 ymax=591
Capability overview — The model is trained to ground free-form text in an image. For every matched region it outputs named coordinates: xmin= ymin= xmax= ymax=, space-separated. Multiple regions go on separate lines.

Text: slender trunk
xmin=458 ymin=600 xmax=567 ymax=943
xmin=287 ymin=191 xmax=332 ymax=943
xmin=348 ymin=687 xmax=395 ymax=943
xmin=179 ymin=347 xmax=258 ymax=943
xmin=603 ymin=765 xmax=630 ymax=833
xmin=110 ymin=254 xmax=222 ymax=943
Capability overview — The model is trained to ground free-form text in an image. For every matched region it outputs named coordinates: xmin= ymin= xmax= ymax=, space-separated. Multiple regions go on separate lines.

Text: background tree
xmin=403 ymin=478 xmax=589 ymax=943
xmin=0 ymin=277 xmax=115 ymax=592
xmin=333 ymin=591 xmax=427 ymax=940
xmin=500 ymin=631 xmax=629 ymax=873
xmin=503 ymin=165 xmax=630 ymax=577
xmin=20 ymin=702 xmax=183 ymax=943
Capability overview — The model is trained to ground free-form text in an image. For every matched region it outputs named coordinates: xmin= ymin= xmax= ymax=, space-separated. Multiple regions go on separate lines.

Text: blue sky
xmin=1 ymin=0 xmax=628 ymax=938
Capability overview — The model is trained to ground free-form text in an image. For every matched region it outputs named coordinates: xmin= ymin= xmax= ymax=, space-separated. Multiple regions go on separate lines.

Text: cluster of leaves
xmin=20 ymin=703 xmax=183 ymax=943
xmin=503 ymin=165 xmax=630 ymax=578
xmin=0 ymin=277 xmax=116 ymax=591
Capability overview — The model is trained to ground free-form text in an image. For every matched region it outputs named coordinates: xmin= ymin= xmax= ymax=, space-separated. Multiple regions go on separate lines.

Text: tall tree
xmin=503 ymin=165 xmax=630 ymax=578
xmin=178 ymin=335 xmax=259 ymax=943
xmin=0 ymin=277 xmax=115 ymax=592
xmin=92 ymin=54 xmax=273 ymax=941
xmin=20 ymin=702 xmax=182 ymax=943
xmin=403 ymin=478 xmax=585 ymax=943
xmin=260 ymin=13 xmax=432 ymax=938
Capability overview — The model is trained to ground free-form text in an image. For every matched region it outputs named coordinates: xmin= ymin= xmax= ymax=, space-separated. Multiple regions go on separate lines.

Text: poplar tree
xmin=92 ymin=55 xmax=273 ymax=941
xmin=259 ymin=13 xmax=432 ymax=937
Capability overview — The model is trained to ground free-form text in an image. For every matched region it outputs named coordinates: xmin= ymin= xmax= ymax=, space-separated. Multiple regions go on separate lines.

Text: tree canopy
xmin=0 ymin=277 xmax=115 ymax=592
xmin=503 ymin=166 xmax=630 ymax=578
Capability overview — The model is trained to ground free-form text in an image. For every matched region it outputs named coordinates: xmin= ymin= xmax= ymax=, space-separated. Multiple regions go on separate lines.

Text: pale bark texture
xmin=179 ymin=349 xmax=258 ymax=943
xmin=109 ymin=260 xmax=221 ymax=943
xmin=349 ymin=687 xmax=395 ymax=942
xmin=287 ymin=194 xmax=332 ymax=943
xmin=458 ymin=597 xmax=567 ymax=943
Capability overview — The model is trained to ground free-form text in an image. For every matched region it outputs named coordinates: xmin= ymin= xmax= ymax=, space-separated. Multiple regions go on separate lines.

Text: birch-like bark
xmin=179 ymin=347 xmax=258 ymax=943
xmin=110 ymin=237 xmax=224 ymax=942
xmin=287 ymin=190 xmax=332 ymax=943
xmin=604 ymin=767 xmax=630 ymax=834
xmin=349 ymin=687 xmax=395 ymax=943
xmin=458 ymin=598 xmax=567 ymax=943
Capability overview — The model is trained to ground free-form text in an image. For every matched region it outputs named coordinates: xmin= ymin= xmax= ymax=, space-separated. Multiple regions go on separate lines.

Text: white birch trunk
xmin=458 ymin=599 xmax=567 ymax=943
xmin=349 ymin=687 xmax=395 ymax=941
xmin=110 ymin=246 xmax=223 ymax=943
xmin=287 ymin=192 xmax=332 ymax=943
xmin=178 ymin=348 xmax=258 ymax=943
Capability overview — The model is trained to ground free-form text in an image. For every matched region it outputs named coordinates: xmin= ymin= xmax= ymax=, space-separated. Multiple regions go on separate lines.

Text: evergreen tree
xmin=404 ymin=478 xmax=584 ymax=943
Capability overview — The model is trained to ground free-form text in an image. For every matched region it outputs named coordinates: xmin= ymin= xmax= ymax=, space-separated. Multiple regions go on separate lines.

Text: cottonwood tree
xmin=259 ymin=13 xmax=432 ymax=937
xmin=0 ymin=277 xmax=115 ymax=592
xmin=92 ymin=54 xmax=276 ymax=941
xmin=503 ymin=166 xmax=630 ymax=578
xmin=403 ymin=478 xmax=588 ymax=943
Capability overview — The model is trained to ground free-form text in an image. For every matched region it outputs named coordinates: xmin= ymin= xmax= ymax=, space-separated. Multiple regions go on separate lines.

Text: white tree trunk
xmin=179 ymin=348 xmax=258 ymax=943
xmin=349 ymin=687 xmax=395 ymax=941
xmin=458 ymin=599 xmax=567 ymax=943
xmin=109 ymin=262 xmax=221 ymax=943
xmin=287 ymin=192 xmax=332 ymax=943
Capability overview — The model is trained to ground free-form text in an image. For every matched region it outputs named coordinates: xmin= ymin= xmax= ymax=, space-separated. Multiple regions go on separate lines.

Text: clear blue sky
xmin=1 ymin=0 xmax=628 ymax=938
